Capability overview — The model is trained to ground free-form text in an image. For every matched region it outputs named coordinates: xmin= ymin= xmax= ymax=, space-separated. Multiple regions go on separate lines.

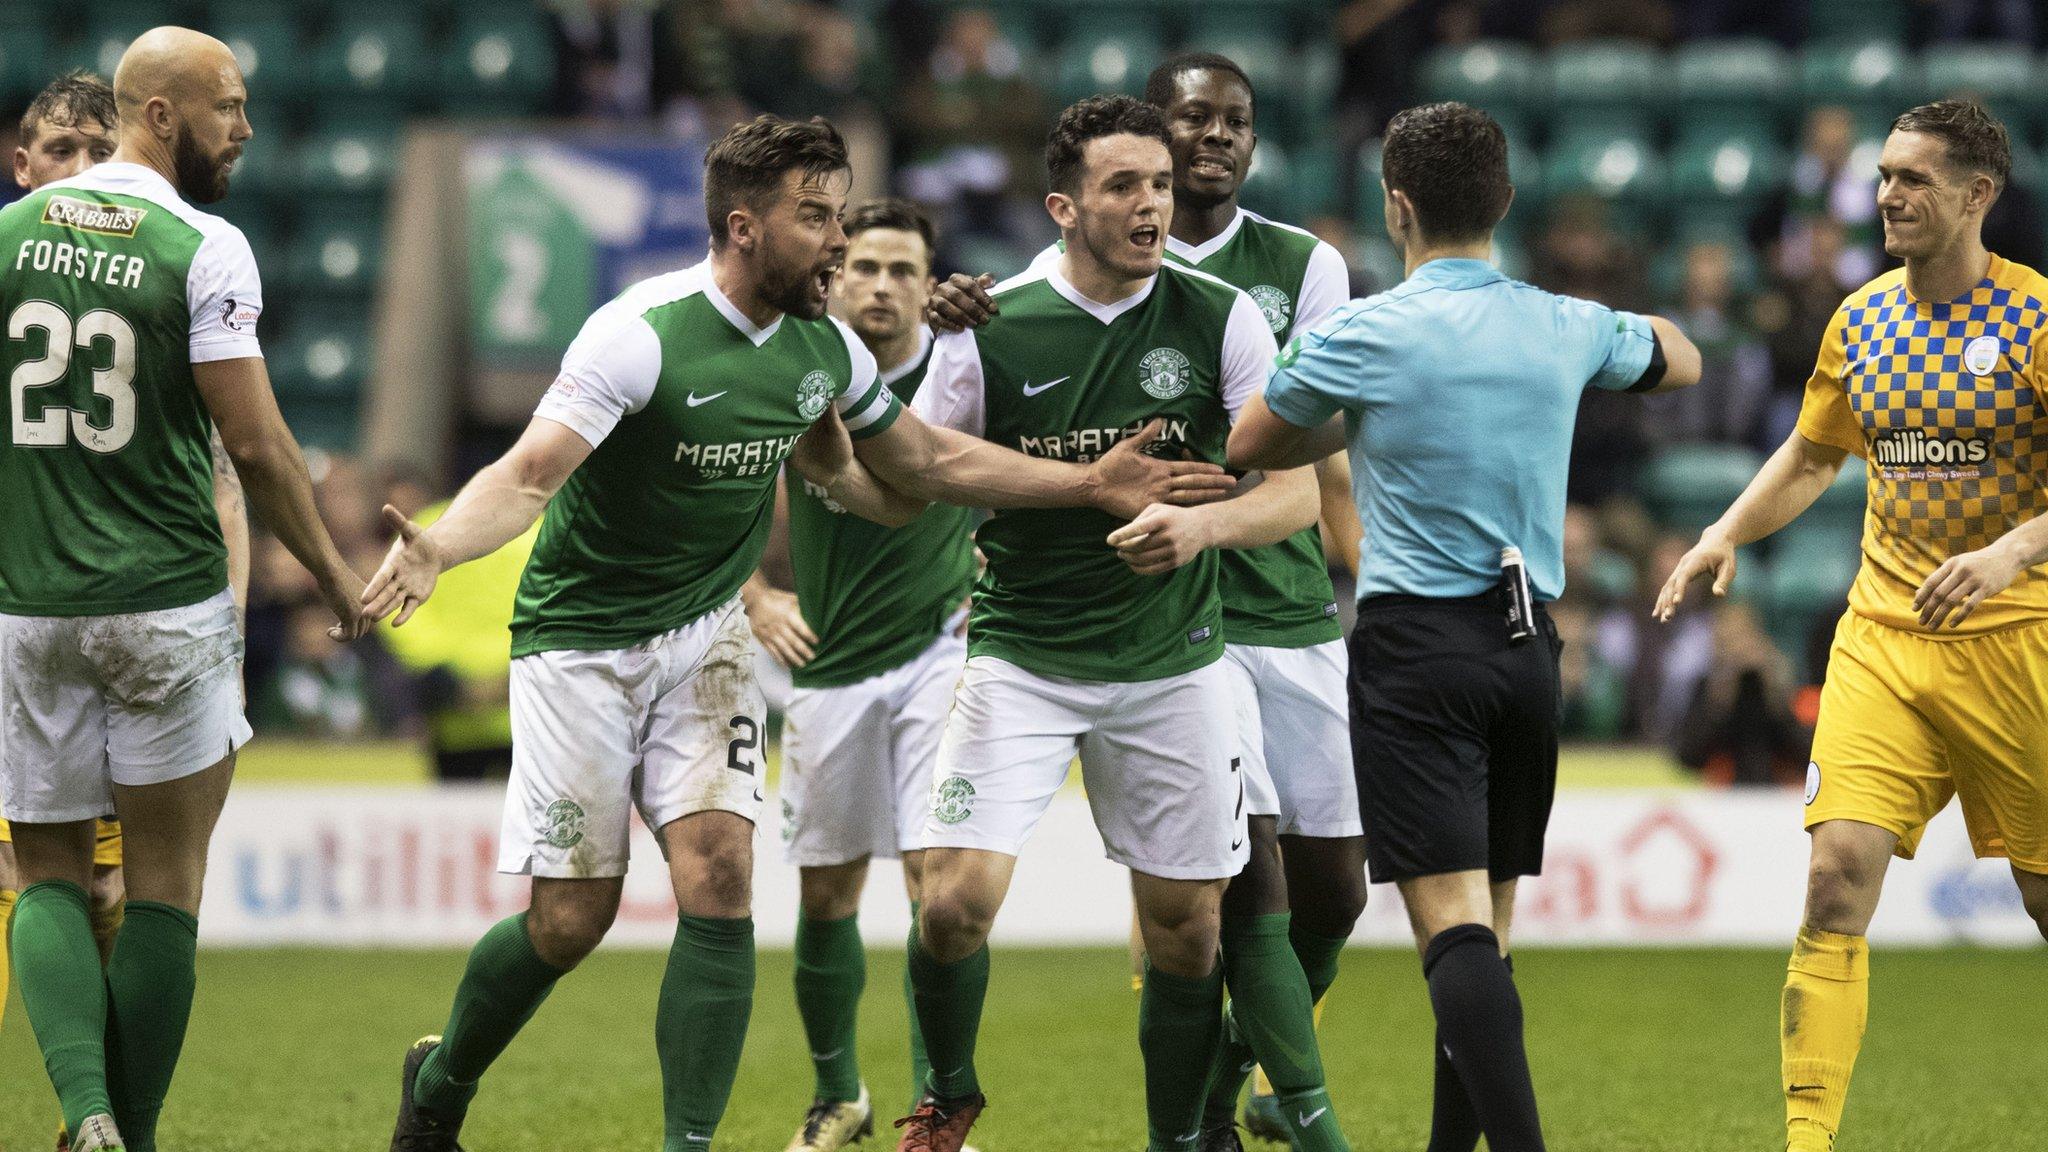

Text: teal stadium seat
xmin=1417 ymin=41 xmax=1540 ymax=125
xmin=440 ymin=12 xmax=556 ymax=118
xmin=1353 ymin=137 xmax=1384 ymax=231
xmin=1643 ymin=442 xmax=1766 ymax=536
xmin=1807 ymin=457 xmax=1869 ymax=538
xmin=1544 ymin=40 xmax=1664 ymax=135
xmin=1807 ymin=0 xmax=1909 ymax=42
xmin=1763 ymin=523 xmax=1862 ymax=673
xmin=1801 ymin=39 xmax=1914 ymax=130
xmin=1239 ymin=140 xmax=1343 ymax=222
xmin=209 ymin=15 xmax=304 ymax=110
xmin=312 ymin=14 xmax=430 ymax=119
xmin=0 ymin=20 xmax=52 ymax=103
xmin=291 ymin=125 xmax=397 ymax=218
xmin=285 ymin=220 xmax=383 ymax=304
xmin=1920 ymin=44 xmax=2035 ymax=134
xmin=1542 ymin=127 xmax=1669 ymax=227
xmin=1053 ymin=25 xmax=1162 ymax=108
xmin=64 ymin=19 xmax=157 ymax=80
xmin=1670 ymin=125 xmax=1786 ymax=233
xmin=270 ymin=324 xmax=368 ymax=449
xmin=1673 ymin=39 xmax=1792 ymax=133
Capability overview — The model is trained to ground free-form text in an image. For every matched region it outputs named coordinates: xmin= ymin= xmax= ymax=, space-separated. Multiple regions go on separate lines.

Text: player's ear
xmin=1046 ymin=191 xmax=1076 ymax=231
xmin=12 ymin=148 xmax=30 ymax=191
xmin=726 ymin=207 xmax=755 ymax=253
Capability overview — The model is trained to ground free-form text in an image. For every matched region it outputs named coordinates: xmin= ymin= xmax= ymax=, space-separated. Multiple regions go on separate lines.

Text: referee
xmin=1228 ymin=102 xmax=1702 ymax=1152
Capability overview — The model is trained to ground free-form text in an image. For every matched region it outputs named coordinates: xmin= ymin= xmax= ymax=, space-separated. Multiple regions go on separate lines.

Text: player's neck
xmin=1171 ymin=195 xmax=1237 ymax=247
xmin=1402 ymin=234 xmax=1494 ymax=277
xmin=1904 ymin=237 xmax=1993 ymax=305
xmin=109 ymin=137 xmax=176 ymax=188
xmin=709 ymin=249 xmax=783 ymax=329
xmin=869 ymin=325 xmax=922 ymax=376
xmin=1057 ymin=247 xmax=1152 ymax=306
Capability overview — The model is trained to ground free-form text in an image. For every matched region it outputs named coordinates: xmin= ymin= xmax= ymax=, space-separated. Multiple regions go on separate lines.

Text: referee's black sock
xmin=1423 ymin=925 xmax=1544 ymax=1152
xmin=1425 ymin=953 xmax=1510 ymax=1152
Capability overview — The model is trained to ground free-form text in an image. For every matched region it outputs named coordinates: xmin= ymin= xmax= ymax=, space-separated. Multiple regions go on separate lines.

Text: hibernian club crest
xmin=542 ymin=799 xmax=587 ymax=849
xmin=797 ymin=370 xmax=835 ymax=419
xmin=931 ymin=776 xmax=977 ymax=824
xmin=1139 ymin=347 xmax=1192 ymax=400
xmin=1249 ymin=285 xmax=1292 ymax=334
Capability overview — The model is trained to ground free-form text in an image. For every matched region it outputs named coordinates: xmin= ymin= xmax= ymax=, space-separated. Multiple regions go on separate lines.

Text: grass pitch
xmin=1 ymin=946 xmax=2041 ymax=1150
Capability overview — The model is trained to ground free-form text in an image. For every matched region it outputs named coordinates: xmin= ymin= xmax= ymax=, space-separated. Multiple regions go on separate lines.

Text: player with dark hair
xmin=931 ymin=53 xmax=1362 ymax=1152
xmin=1 ymin=28 xmax=369 ymax=1152
xmin=1658 ymin=98 xmax=2048 ymax=1152
xmin=1232 ymin=101 xmax=1701 ymax=1152
xmin=0 ymin=71 xmax=253 ymax=1084
xmin=890 ymin=92 xmax=1313 ymax=1152
xmin=371 ymin=112 xmax=1236 ymax=1152
xmin=742 ymin=197 xmax=976 ymax=1152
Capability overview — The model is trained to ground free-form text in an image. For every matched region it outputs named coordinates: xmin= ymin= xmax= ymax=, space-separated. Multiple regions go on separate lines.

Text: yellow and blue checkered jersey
xmin=1796 ymin=254 xmax=2048 ymax=637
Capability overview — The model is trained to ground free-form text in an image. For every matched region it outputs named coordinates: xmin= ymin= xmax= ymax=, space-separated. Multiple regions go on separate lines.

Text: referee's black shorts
xmin=1348 ymin=590 xmax=1561 ymax=884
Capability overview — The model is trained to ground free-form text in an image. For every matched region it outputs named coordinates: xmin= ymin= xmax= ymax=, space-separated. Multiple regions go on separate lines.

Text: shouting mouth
xmin=1129 ymin=224 xmax=1160 ymax=250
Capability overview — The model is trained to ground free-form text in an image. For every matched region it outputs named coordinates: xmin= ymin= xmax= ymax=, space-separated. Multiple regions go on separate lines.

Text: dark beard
xmin=762 ymin=259 xmax=825 ymax=320
xmin=173 ymin=125 xmax=231 ymax=204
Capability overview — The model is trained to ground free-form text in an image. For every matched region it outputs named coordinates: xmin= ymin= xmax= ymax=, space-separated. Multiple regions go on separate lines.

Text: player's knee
xmin=917 ymin=890 xmax=995 ymax=962
xmin=680 ymin=847 xmax=753 ymax=919
xmin=1139 ymin=897 xmax=1223 ymax=977
xmin=90 ymin=866 xmax=125 ymax=914
xmin=797 ymin=862 xmax=867 ymax=921
xmin=1292 ymin=870 xmax=1368 ymax=939
xmin=1804 ymin=856 xmax=1879 ymax=932
xmin=526 ymin=898 xmax=617 ymax=968
xmin=2013 ymin=871 xmax=2048 ymax=939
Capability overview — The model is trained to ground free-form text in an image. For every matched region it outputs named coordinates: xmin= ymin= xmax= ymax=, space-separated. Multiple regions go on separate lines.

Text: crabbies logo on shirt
xmin=1249 ymin=285 xmax=1293 ymax=335
xmin=1139 ymin=347 xmax=1192 ymax=400
xmin=42 ymin=196 xmax=145 ymax=237
xmin=797 ymin=370 xmax=834 ymax=419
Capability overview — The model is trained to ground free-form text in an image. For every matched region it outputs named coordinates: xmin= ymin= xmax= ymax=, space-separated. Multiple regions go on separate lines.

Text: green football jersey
xmin=510 ymin=261 xmax=902 ymax=657
xmin=1165 ymin=208 xmax=1351 ymax=648
xmin=787 ymin=327 xmax=976 ymax=689
xmin=0 ymin=163 xmax=259 ymax=616
xmin=915 ymin=261 xmax=1277 ymax=682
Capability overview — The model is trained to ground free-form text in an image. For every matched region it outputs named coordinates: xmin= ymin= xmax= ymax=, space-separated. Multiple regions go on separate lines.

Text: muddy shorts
xmin=0 ymin=588 xmax=249 ymax=823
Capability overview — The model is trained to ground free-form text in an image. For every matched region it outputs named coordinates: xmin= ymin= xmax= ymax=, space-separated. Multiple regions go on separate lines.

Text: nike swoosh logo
xmin=1238 ymin=1060 xmax=1257 ymax=1073
xmin=687 ymin=391 xmax=728 ymax=407
xmin=1788 ymin=1084 xmax=1827 ymax=1094
xmin=811 ymin=1048 xmax=845 ymax=1061
xmin=1021 ymin=376 xmax=1069 ymax=397
xmin=685 ymin=1135 xmax=712 ymax=1143
xmin=1297 ymin=1107 xmax=1329 ymax=1127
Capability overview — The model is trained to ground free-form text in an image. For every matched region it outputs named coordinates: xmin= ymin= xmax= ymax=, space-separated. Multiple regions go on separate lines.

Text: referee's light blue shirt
xmin=1264 ymin=257 xmax=1655 ymax=603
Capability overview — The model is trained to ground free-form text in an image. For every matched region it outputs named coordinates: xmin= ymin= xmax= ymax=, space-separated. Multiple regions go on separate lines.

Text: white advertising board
xmin=197 ymin=786 xmax=2037 ymax=948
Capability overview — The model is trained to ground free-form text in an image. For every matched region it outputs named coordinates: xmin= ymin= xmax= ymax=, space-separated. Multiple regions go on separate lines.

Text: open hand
xmin=1107 ymin=503 xmax=1215 ymax=575
xmin=321 ymin=565 xmax=371 ymax=641
xmin=1088 ymin=419 xmax=1237 ymax=520
xmin=793 ymin=406 xmax=855 ymax=489
xmin=362 ymin=504 xmax=443 ymax=627
xmin=1914 ymin=542 xmax=2023 ymax=629
xmin=745 ymin=585 xmax=817 ymax=667
xmin=1653 ymin=533 xmax=1737 ymax=622
xmin=926 ymin=273 xmax=998 ymax=334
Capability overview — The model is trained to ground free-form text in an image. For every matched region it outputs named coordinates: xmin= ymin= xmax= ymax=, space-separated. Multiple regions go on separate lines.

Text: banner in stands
xmin=200 ymin=787 xmax=2038 ymax=948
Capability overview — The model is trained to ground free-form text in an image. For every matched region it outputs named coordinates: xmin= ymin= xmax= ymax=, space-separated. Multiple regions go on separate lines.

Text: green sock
xmin=1279 ymin=1086 xmax=1348 ymax=1152
xmin=907 ymin=922 xmax=987 ymax=1101
xmin=905 ymin=901 xmax=932 ymax=1103
xmin=658 ymin=914 xmax=755 ymax=1149
xmin=102 ymin=901 xmax=199 ymax=1152
xmin=11 ymin=881 xmax=113 ymax=1132
xmin=414 ymin=912 xmax=567 ymax=1117
xmin=1289 ymin=921 xmax=1348 ymax=1006
xmin=1139 ymin=959 xmax=1225 ymax=1152
xmin=1200 ymin=1001 xmax=1255 ymax=1130
xmin=793 ymin=912 xmax=864 ymax=1103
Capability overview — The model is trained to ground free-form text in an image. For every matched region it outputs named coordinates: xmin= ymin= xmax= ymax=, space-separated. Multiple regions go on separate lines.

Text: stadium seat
xmin=290 ymin=126 xmax=398 ymax=216
xmin=1183 ymin=1 xmax=1302 ymax=45
xmin=1800 ymin=38 xmax=1914 ymax=125
xmin=64 ymin=18 xmax=158 ymax=80
xmin=1806 ymin=0 xmax=1910 ymax=41
xmin=1416 ymin=41 xmax=1540 ymax=124
xmin=1542 ymin=127 xmax=1669 ymax=224
xmin=270 ymin=322 xmax=369 ymax=401
xmin=1240 ymin=139 xmax=1343 ymax=222
xmin=439 ymin=12 xmax=556 ymax=118
xmin=1670 ymin=126 xmax=1786 ymax=233
xmin=209 ymin=15 xmax=304 ymax=108
xmin=1805 ymin=457 xmax=1869 ymax=538
xmin=1642 ymin=442 xmax=1766 ymax=536
xmin=284 ymin=220 xmax=383 ymax=303
xmin=1762 ymin=523 xmax=1862 ymax=670
xmin=1544 ymin=41 xmax=1664 ymax=134
xmin=2011 ymin=140 xmax=2044 ymax=191
xmin=0 ymin=20 xmax=53 ymax=103
xmin=1353 ymin=137 xmax=1384 ymax=230
xmin=311 ymin=13 xmax=431 ymax=117
xmin=1053 ymin=26 xmax=1163 ymax=107
xmin=1673 ymin=39 xmax=1792 ymax=132
xmin=1920 ymin=44 xmax=2035 ymax=134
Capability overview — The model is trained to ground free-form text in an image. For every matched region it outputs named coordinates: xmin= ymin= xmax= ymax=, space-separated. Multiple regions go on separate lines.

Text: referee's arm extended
xmin=1228 ymin=315 xmax=1704 ymax=473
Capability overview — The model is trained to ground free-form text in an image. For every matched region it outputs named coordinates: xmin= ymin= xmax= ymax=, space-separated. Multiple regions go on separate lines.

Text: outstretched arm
xmin=195 ymin=356 xmax=366 ymax=640
xmin=363 ymin=417 xmax=592 ymax=624
xmin=1108 ymin=465 xmax=1319 ymax=575
xmin=1228 ymin=393 xmax=1347 ymax=472
xmin=1654 ymin=431 xmax=1847 ymax=620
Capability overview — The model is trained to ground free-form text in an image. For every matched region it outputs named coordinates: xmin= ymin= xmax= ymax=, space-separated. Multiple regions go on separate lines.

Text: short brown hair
xmin=1891 ymin=99 xmax=2011 ymax=190
xmin=20 ymin=70 xmax=117 ymax=147
xmin=844 ymin=197 xmax=937 ymax=267
xmin=1044 ymin=95 xmax=1171 ymax=197
xmin=703 ymin=114 xmax=849 ymax=249
xmin=1381 ymin=101 xmax=1512 ymax=243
